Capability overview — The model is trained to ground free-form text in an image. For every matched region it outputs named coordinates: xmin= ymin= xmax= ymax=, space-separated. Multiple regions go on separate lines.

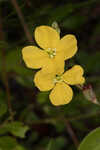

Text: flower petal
xmin=34 ymin=70 xmax=55 ymax=91
xmin=42 ymin=57 xmax=65 ymax=74
xmin=56 ymin=34 xmax=77 ymax=60
xmin=22 ymin=46 xmax=49 ymax=69
xmin=54 ymin=52 xmax=65 ymax=74
xmin=62 ymin=65 xmax=85 ymax=85
xmin=35 ymin=26 xmax=60 ymax=49
xmin=49 ymin=82 xmax=73 ymax=106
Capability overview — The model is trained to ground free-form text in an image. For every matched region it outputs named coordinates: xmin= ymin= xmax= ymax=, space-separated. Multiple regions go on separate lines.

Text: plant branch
xmin=65 ymin=120 xmax=79 ymax=148
xmin=10 ymin=0 xmax=33 ymax=43
xmin=0 ymin=14 xmax=14 ymax=121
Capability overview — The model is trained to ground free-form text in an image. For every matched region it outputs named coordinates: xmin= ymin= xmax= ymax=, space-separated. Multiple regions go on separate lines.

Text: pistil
xmin=53 ymin=74 xmax=63 ymax=84
xmin=46 ymin=48 xmax=56 ymax=58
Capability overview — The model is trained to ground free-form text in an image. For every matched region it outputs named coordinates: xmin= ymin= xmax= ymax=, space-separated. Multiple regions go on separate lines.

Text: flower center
xmin=46 ymin=48 xmax=56 ymax=58
xmin=53 ymin=75 xmax=63 ymax=84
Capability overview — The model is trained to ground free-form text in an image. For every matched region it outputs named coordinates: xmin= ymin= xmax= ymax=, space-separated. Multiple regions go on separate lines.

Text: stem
xmin=10 ymin=0 xmax=33 ymax=43
xmin=65 ymin=120 xmax=79 ymax=148
xmin=0 ymin=14 xmax=14 ymax=121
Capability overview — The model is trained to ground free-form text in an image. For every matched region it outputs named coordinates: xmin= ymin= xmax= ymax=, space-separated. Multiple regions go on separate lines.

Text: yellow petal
xmin=49 ymin=82 xmax=73 ymax=106
xmin=22 ymin=46 xmax=49 ymax=69
xmin=54 ymin=52 xmax=65 ymax=74
xmin=35 ymin=26 xmax=60 ymax=49
xmin=42 ymin=56 xmax=65 ymax=74
xmin=34 ymin=70 xmax=55 ymax=91
xmin=56 ymin=34 xmax=77 ymax=60
xmin=62 ymin=65 xmax=85 ymax=85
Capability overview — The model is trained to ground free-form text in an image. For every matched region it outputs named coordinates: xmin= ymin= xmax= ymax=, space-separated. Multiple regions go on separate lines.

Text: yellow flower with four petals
xmin=22 ymin=25 xmax=85 ymax=106
xmin=22 ymin=26 xmax=77 ymax=74
xmin=34 ymin=65 xmax=85 ymax=106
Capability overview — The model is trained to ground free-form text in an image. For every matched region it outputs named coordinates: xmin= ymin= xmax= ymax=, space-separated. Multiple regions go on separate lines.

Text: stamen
xmin=48 ymin=48 xmax=51 ymax=51
xmin=46 ymin=48 xmax=56 ymax=58
xmin=53 ymin=75 xmax=63 ymax=84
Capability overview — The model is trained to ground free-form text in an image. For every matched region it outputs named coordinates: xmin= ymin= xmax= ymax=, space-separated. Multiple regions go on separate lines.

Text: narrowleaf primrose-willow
xmin=34 ymin=65 xmax=85 ymax=106
xmin=22 ymin=26 xmax=77 ymax=74
xmin=22 ymin=25 xmax=85 ymax=106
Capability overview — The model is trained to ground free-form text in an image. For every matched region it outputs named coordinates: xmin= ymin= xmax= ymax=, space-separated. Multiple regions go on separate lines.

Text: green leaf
xmin=0 ymin=91 xmax=7 ymax=117
xmin=78 ymin=127 xmax=100 ymax=150
xmin=47 ymin=139 xmax=54 ymax=150
xmin=0 ymin=136 xmax=17 ymax=150
xmin=15 ymin=145 xmax=26 ymax=150
xmin=7 ymin=122 xmax=29 ymax=138
xmin=9 ymin=122 xmax=29 ymax=138
xmin=47 ymin=137 xmax=66 ymax=150
xmin=0 ymin=121 xmax=29 ymax=138
xmin=54 ymin=137 xmax=66 ymax=150
xmin=0 ymin=103 xmax=7 ymax=117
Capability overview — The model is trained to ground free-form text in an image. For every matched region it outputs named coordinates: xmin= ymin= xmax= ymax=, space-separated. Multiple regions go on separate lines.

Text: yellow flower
xmin=34 ymin=65 xmax=85 ymax=106
xmin=22 ymin=26 xmax=77 ymax=74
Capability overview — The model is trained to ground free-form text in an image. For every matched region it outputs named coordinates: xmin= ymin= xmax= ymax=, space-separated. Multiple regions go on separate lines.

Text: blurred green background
xmin=0 ymin=0 xmax=100 ymax=150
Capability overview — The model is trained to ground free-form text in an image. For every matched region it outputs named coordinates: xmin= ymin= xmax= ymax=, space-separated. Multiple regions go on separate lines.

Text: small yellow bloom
xmin=22 ymin=26 xmax=77 ymax=74
xmin=34 ymin=65 xmax=85 ymax=106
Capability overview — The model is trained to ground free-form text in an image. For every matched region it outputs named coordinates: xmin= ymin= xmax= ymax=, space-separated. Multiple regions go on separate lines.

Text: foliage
xmin=78 ymin=127 xmax=100 ymax=150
